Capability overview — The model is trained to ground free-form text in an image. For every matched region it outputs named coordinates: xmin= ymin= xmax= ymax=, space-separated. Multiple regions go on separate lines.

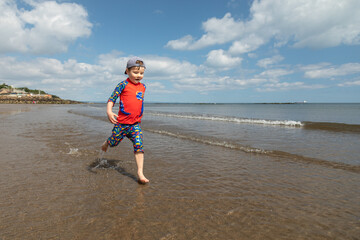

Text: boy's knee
xmin=134 ymin=149 xmax=144 ymax=154
xmin=133 ymin=142 xmax=144 ymax=152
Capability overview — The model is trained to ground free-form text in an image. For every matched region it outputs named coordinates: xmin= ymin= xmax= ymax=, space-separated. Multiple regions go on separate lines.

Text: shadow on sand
xmin=88 ymin=158 xmax=139 ymax=183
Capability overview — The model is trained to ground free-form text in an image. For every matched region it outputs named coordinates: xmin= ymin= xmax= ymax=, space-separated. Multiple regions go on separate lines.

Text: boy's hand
xmin=106 ymin=101 xmax=118 ymax=124
xmin=107 ymin=111 xmax=119 ymax=124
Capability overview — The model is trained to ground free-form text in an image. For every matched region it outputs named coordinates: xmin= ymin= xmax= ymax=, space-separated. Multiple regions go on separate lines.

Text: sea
xmin=142 ymin=103 xmax=360 ymax=167
xmin=1 ymin=103 xmax=359 ymax=239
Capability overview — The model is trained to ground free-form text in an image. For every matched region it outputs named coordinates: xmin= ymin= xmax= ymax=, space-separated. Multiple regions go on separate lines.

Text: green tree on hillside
xmin=0 ymin=83 xmax=11 ymax=90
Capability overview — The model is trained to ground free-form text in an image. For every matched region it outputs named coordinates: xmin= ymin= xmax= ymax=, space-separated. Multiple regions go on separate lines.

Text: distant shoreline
xmin=1 ymin=83 xmax=82 ymax=104
xmin=0 ymin=96 xmax=82 ymax=104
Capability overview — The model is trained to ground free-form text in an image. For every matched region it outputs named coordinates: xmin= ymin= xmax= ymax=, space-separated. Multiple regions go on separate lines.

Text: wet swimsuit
xmin=107 ymin=79 xmax=146 ymax=153
xmin=108 ymin=123 xmax=144 ymax=153
xmin=108 ymin=79 xmax=146 ymax=124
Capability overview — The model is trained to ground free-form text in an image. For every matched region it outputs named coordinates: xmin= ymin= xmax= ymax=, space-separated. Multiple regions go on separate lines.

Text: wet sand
xmin=0 ymin=104 xmax=359 ymax=239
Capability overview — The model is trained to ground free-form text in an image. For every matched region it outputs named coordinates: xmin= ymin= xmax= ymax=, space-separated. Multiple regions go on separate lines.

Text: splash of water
xmin=67 ymin=148 xmax=79 ymax=155
xmin=92 ymin=150 xmax=108 ymax=169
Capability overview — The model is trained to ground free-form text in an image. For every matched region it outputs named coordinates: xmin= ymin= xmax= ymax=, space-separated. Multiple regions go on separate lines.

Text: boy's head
xmin=124 ymin=56 xmax=146 ymax=74
xmin=125 ymin=57 xmax=146 ymax=84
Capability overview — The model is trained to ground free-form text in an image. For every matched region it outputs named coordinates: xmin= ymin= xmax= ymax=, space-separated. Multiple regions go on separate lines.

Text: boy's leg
xmin=101 ymin=124 xmax=125 ymax=152
xmin=135 ymin=152 xmax=149 ymax=183
xmin=101 ymin=140 xmax=109 ymax=152
xmin=126 ymin=123 xmax=148 ymax=183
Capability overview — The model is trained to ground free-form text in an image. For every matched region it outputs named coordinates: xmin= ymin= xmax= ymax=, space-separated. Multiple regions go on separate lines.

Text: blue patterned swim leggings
xmin=107 ymin=123 xmax=144 ymax=153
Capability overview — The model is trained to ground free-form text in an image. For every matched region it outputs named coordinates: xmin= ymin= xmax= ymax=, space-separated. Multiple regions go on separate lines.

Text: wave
xmin=70 ymin=107 xmax=360 ymax=134
xmin=67 ymin=109 xmax=360 ymax=173
xmin=148 ymin=112 xmax=360 ymax=134
xmin=144 ymin=128 xmax=270 ymax=154
xmin=303 ymin=121 xmax=360 ymax=134
xmin=145 ymin=128 xmax=360 ymax=174
xmin=147 ymin=112 xmax=303 ymax=127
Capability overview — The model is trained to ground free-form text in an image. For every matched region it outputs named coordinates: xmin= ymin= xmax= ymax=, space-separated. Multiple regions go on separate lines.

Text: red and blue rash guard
xmin=108 ymin=79 xmax=146 ymax=124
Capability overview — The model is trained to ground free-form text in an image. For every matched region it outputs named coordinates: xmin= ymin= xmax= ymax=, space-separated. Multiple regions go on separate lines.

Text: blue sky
xmin=1 ymin=0 xmax=360 ymax=103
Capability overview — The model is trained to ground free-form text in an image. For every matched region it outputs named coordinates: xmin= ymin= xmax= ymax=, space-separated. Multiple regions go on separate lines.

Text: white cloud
xmin=96 ymin=53 xmax=199 ymax=82
xmin=146 ymin=82 xmax=165 ymax=90
xmin=0 ymin=56 xmax=114 ymax=100
xmin=228 ymin=34 xmax=265 ymax=55
xmin=1 ymin=53 xmax=355 ymax=102
xmin=338 ymin=80 xmax=360 ymax=87
xmin=98 ymin=51 xmax=128 ymax=75
xmin=145 ymin=56 xmax=198 ymax=80
xmin=166 ymin=13 xmax=244 ymax=50
xmin=257 ymin=55 xmax=284 ymax=68
xmin=165 ymin=35 xmax=195 ymax=51
xmin=299 ymin=62 xmax=331 ymax=72
xmin=0 ymin=54 xmax=199 ymax=100
xmin=166 ymin=0 xmax=360 ymax=52
xmin=145 ymin=82 xmax=175 ymax=94
xmin=0 ymin=0 xmax=92 ymax=54
xmin=205 ymin=49 xmax=242 ymax=70
xmin=173 ymin=76 xmax=233 ymax=92
xmin=97 ymin=53 xmax=199 ymax=81
xmin=258 ymin=68 xmax=293 ymax=79
xmin=234 ymin=78 xmax=267 ymax=87
xmin=173 ymin=75 xmax=270 ymax=92
xmin=304 ymin=63 xmax=360 ymax=79
xmin=257 ymin=82 xmax=325 ymax=92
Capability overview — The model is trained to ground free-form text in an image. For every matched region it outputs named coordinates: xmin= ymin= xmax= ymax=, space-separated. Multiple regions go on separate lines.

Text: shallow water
xmin=0 ymin=104 xmax=359 ymax=239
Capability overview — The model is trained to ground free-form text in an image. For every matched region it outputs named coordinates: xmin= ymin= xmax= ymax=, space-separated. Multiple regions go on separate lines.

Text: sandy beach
xmin=1 ymin=104 xmax=359 ymax=239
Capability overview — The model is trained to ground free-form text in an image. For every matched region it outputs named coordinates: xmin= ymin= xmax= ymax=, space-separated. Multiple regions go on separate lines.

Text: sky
xmin=1 ymin=0 xmax=360 ymax=103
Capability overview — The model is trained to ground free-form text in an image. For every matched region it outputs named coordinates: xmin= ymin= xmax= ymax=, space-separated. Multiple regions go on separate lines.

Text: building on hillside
xmin=12 ymin=89 xmax=27 ymax=95
xmin=29 ymin=94 xmax=52 ymax=98
xmin=0 ymin=87 xmax=53 ymax=99
xmin=0 ymin=89 xmax=11 ymax=95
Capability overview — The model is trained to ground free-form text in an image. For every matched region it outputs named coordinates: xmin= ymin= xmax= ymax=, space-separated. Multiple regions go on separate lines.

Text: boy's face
xmin=126 ymin=67 xmax=145 ymax=84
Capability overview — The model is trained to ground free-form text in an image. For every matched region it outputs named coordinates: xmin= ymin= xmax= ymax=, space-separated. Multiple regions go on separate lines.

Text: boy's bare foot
xmin=101 ymin=141 xmax=109 ymax=152
xmin=137 ymin=173 xmax=149 ymax=184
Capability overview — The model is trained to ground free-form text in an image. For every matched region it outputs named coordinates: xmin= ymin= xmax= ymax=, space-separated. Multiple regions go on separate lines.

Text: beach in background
xmin=1 ymin=103 xmax=359 ymax=239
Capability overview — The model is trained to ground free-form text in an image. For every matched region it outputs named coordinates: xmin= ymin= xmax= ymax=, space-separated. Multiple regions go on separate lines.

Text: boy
xmin=101 ymin=56 xmax=149 ymax=184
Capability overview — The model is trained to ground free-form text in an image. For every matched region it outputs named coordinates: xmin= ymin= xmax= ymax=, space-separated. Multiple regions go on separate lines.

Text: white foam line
xmin=148 ymin=129 xmax=270 ymax=154
xmin=148 ymin=112 xmax=303 ymax=127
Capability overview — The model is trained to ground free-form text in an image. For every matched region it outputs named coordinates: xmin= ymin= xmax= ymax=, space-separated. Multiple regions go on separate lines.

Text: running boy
xmin=101 ymin=56 xmax=149 ymax=184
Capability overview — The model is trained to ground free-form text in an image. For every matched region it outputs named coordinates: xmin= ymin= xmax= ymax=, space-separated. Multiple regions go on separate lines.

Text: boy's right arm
xmin=107 ymin=101 xmax=119 ymax=124
xmin=106 ymin=82 xmax=125 ymax=124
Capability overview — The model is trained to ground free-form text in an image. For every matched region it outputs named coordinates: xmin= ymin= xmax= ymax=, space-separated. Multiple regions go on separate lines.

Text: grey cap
xmin=125 ymin=56 xmax=146 ymax=74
